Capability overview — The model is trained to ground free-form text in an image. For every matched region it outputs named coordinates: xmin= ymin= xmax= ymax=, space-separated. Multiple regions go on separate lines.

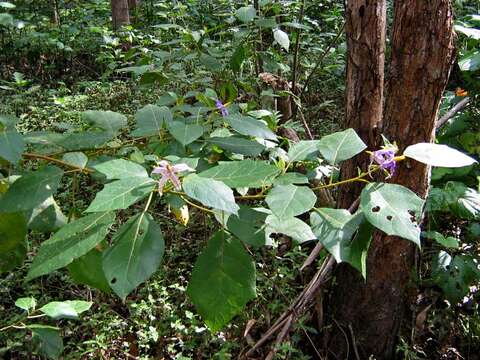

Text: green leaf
xmin=68 ymin=248 xmax=111 ymax=293
xmin=85 ymin=177 xmax=155 ymax=212
xmin=82 ymin=110 xmax=127 ymax=135
xmin=454 ymin=25 xmax=480 ymax=40
xmin=103 ymin=213 xmax=165 ymax=300
xmin=266 ymin=184 xmax=316 ymax=219
xmin=0 ymin=239 xmax=26 ymax=274
xmin=449 ymin=185 xmax=480 ymax=220
xmin=0 ymin=212 xmax=27 ymax=252
xmin=230 ymin=45 xmax=247 ymax=72
xmin=183 ymin=174 xmax=239 ymax=215
xmin=0 ymin=166 xmax=64 ymax=213
xmin=26 ymin=212 xmax=115 ymax=281
xmin=27 ymin=197 xmax=67 ymax=233
xmin=348 ymin=221 xmax=374 ymax=278
xmin=0 ymin=13 xmax=13 ymax=27
xmin=0 ymin=130 xmax=24 ymax=163
xmin=422 ymin=231 xmax=459 ymax=249
xmin=15 ymin=297 xmax=36 ymax=312
xmin=30 ymin=325 xmax=63 ymax=360
xmin=0 ymin=2 xmax=16 ymax=9
xmin=132 ymin=105 xmax=172 ymax=137
xmin=226 ymin=206 xmax=267 ymax=247
xmin=225 ymin=114 xmax=277 ymax=141
xmin=39 ymin=300 xmax=92 ymax=320
xmin=187 ymin=232 xmax=256 ymax=332
xmin=93 ymin=159 xmax=149 ymax=180
xmin=459 ymin=50 xmax=480 ymax=72
xmin=360 ymin=183 xmax=424 ymax=245
xmin=168 ymin=121 xmax=204 ymax=146
xmin=404 ymin=143 xmax=477 ymax=168
xmin=236 ymin=6 xmax=256 ymax=23
xmin=273 ymin=28 xmax=289 ymax=51
xmin=265 ymin=215 xmax=315 ymax=243
xmin=199 ymin=160 xmax=280 ymax=188
xmin=62 ymin=152 xmax=88 ymax=169
xmin=287 ymin=140 xmax=321 ymax=162
xmin=310 ymin=209 xmax=365 ymax=264
xmin=273 ymin=172 xmax=309 ymax=185
xmin=433 ymin=252 xmax=480 ymax=303
xmin=207 ymin=136 xmax=265 ymax=156
xmin=318 ymin=128 xmax=366 ymax=165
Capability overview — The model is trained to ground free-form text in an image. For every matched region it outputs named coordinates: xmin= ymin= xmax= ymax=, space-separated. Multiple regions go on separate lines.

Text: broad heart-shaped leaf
xmin=102 ymin=213 xmax=165 ymax=300
xmin=26 ymin=212 xmax=115 ymax=281
xmin=226 ymin=206 xmax=267 ymax=247
xmin=82 ymin=110 xmax=127 ymax=135
xmin=93 ymin=159 xmax=148 ymax=180
xmin=15 ymin=297 xmax=36 ymax=312
xmin=39 ymin=300 xmax=92 ymax=320
xmin=265 ymin=214 xmax=316 ymax=244
xmin=318 ymin=128 xmax=367 ymax=165
xmin=187 ymin=232 xmax=256 ymax=332
xmin=207 ymin=136 xmax=265 ymax=156
xmin=236 ymin=5 xmax=256 ymax=23
xmin=225 ymin=114 xmax=277 ymax=141
xmin=404 ymin=143 xmax=477 ymax=168
xmin=266 ymin=184 xmax=316 ymax=219
xmin=0 ymin=212 xmax=27 ymax=253
xmin=0 ymin=166 xmax=64 ymax=213
xmin=310 ymin=209 xmax=365 ymax=264
xmin=360 ymin=183 xmax=424 ymax=245
xmin=0 ymin=129 xmax=24 ymax=163
xmin=29 ymin=325 xmax=63 ymax=360
xmin=132 ymin=104 xmax=172 ymax=137
xmin=85 ymin=177 xmax=155 ymax=212
xmin=25 ymin=131 xmax=115 ymax=152
xmin=287 ymin=140 xmax=321 ymax=163
xmin=168 ymin=121 xmax=204 ymax=146
xmin=68 ymin=248 xmax=111 ymax=293
xmin=199 ymin=160 xmax=280 ymax=188
xmin=27 ymin=197 xmax=67 ymax=233
xmin=183 ymin=174 xmax=239 ymax=215
xmin=62 ymin=152 xmax=88 ymax=169
xmin=273 ymin=28 xmax=290 ymax=51
xmin=273 ymin=172 xmax=309 ymax=185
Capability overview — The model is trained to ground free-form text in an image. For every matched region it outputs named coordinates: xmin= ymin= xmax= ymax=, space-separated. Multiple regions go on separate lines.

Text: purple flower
xmin=151 ymin=160 xmax=194 ymax=194
xmin=370 ymin=148 xmax=397 ymax=178
xmin=215 ymin=99 xmax=229 ymax=117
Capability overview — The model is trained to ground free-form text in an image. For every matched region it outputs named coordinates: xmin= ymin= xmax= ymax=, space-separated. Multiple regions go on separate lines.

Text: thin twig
xmin=300 ymin=22 xmax=345 ymax=100
xmin=349 ymin=323 xmax=361 ymax=360
xmin=22 ymin=152 xmax=94 ymax=173
xmin=436 ymin=96 xmax=470 ymax=129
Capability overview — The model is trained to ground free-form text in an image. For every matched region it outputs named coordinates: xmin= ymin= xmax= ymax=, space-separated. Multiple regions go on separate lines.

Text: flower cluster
xmin=215 ymin=99 xmax=229 ymax=117
xmin=369 ymin=147 xmax=397 ymax=178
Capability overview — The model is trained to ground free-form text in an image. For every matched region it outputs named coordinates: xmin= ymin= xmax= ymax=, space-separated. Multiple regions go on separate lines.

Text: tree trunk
xmin=51 ymin=0 xmax=60 ymax=25
xmin=128 ymin=0 xmax=140 ymax=9
xmin=111 ymin=0 xmax=130 ymax=30
xmin=327 ymin=0 xmax=455 ymax=359
xmin=336 ymin=0 xmax=387 ymax=209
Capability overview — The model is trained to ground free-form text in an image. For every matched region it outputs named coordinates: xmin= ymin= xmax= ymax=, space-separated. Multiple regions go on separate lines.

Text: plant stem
xmin=22 ymin=152 xmax=94 ymax=173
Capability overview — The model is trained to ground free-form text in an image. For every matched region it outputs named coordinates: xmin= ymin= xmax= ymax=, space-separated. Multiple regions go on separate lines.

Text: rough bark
xmin=328 ymin=0 xmax=455 ymax=359
xmin=336 ymin=0 xmax=386 ymax=209
xmin=111 ymin=0 xmax=130 ymax=30
xmin=128 ymin=0 xmax=140 ymax=10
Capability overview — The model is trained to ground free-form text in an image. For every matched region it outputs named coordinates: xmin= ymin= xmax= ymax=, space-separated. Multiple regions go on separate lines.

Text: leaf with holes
xmin=360 ymin=183 xmax=424 ymax=245
xmin=265 ymin=215 xmax=316 ymax=244
xmin=187 ymin=232 xmax=256 ymax=332
xmin=404 ymin=143 xmax=477 ymax=168
xmin=266 ymin=184 xmax=316 ymax=219
xmin=199 ymin=160 xmax=280 ymax=188
xmin=102 ymin=213 xmax=165 ymax=300
xmin=26 ymin=212 xmax=115 ymax=281
xmin=318 ymin=128 xmax=366 ymax=165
